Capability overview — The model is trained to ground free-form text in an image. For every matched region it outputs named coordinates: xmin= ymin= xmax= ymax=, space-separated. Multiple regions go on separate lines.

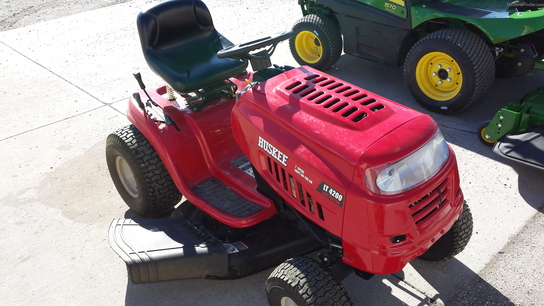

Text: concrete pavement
xmin=1 ymin=0 xmax=543 ymax=305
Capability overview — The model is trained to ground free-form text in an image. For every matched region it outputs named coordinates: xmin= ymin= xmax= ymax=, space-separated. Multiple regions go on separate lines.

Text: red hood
xmin=247 ymin=66 xmax=424 ymax=165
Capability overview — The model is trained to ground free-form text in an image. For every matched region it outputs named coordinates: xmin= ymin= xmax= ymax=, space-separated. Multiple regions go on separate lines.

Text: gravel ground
xmin=0 ymin=0 xmax=132 ymax=31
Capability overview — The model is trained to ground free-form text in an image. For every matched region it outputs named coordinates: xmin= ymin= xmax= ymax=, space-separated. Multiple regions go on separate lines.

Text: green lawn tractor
xmin=290 ymin=0 xmax=544 ymax=115
xmin=478 ymin=85 xmax=544 ymax=170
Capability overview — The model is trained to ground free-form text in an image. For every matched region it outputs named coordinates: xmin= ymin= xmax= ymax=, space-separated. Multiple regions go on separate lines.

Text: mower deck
xmin=493 ymin=126 xmax=544 ymax=170
xmin=108 ymin=216 xmax=321 ymax=283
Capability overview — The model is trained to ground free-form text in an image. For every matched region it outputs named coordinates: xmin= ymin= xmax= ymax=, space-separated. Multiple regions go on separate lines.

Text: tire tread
xmin=419 ymin=202 xmax=473 ymax=261
xmin=266 ymin=257 xmax=352 ymax=306
xmin=107 ymin=125 xmax=181 ymax=217
xmin=404 ymin=28 xmax=495 ymax=114
xmin=290 ymin=14 xmax=342 ymax=71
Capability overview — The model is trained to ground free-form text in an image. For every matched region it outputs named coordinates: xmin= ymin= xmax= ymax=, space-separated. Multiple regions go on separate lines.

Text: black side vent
xmin=266 ymin=156 xmax=325 ymax=221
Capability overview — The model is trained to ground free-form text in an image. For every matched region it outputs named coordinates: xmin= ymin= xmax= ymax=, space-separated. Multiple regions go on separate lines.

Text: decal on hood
xmin=317 ymin=181 xmax=344 ymax=207
xmin=258 ymin=136 xmax=289 ymax=167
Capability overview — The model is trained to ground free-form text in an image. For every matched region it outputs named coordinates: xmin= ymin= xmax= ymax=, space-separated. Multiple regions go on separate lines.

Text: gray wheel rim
xmin=280 ymin=296 xmax=298 ymax=306
xmin=115 ymin=156 xmax=138 ymax=198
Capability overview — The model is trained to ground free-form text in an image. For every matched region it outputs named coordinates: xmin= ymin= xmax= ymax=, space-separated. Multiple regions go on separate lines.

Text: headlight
xmin=365 ymin=130 xmax=449 ymax=195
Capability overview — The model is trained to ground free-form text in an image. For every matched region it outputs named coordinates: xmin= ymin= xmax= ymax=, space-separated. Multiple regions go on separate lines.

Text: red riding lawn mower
xmin=106 ymin=0 xmax=473 ymax=304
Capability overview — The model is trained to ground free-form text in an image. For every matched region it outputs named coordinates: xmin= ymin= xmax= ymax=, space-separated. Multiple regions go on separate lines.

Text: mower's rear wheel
xmin=290 ymin=14 xmax=342 ymax=71
xmin=404 ymin=28 xmax=495 ymax=115
xmin=419 ymin=202 xmax=473 ymax=261
xmin=266 ymin=257 xmax=352 ymax=306
xmin=106 ymin=125 xmax=182 ymax=217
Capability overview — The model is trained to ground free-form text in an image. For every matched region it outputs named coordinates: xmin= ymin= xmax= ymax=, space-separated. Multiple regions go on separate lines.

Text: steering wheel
xmin=217 ymin=31 xmax=293 ymax=60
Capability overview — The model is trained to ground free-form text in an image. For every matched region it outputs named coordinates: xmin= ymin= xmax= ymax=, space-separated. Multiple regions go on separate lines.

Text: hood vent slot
xmin=284 ymin=73 xmax=385 ymax=123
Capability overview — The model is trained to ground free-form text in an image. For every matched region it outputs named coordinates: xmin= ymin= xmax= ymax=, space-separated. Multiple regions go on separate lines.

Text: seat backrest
xmin=137 ymin=0 xmax=220 ymax=52
xmin=135 ymin=0 xmax=248 ymax=94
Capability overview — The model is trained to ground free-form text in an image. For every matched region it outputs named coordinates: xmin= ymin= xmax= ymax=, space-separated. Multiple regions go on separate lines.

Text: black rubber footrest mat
xmin=192 ymin=178 xmax=262 ymax=217
xmin=494 ymin=126 xmax=544 ymax=170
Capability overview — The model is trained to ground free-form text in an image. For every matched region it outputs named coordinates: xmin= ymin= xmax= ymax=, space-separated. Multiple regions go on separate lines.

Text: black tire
xmin=419 ymin=202 xmax=473 ymax=261
xmin=404 ymin=28 xmax=495 ymax=115
xmin=106 ymin=125 xmax=182 ymax=217
xmin=290 ymin=14 xmax=342 ymax=71
xmin=477 ymin=120 xmax=496 ymax=146
xmin=266 ymin=257 xmax=352 ymax=306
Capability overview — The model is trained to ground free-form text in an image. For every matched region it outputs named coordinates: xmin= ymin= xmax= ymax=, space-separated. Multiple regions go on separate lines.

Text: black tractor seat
xmin=136 ymin=0 xmax=248 ymax=94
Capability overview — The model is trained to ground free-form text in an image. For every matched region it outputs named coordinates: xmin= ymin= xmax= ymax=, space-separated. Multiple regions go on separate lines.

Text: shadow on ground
xmin=120 ymin=251 xmax=514 ymax=305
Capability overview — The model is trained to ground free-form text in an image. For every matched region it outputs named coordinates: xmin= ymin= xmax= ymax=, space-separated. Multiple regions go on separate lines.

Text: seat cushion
xmin=146 ymin=40 xmax=248 ymax=93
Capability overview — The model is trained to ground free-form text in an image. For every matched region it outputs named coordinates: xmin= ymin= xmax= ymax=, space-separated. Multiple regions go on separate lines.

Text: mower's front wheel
xmin=106 ymin=125 xmax=182 ymax=217
xmin=419 ymin=202 xmax=473 ymax=261
xmin=478 ymin=120 xmax=497 ymax=146
xmin=266 ymin=257 xmax=352 ymax=306
xmin=404 ymin=28 xmax=495 ymax=115
xmin=290 ymin=14 xmax=342 ymax=71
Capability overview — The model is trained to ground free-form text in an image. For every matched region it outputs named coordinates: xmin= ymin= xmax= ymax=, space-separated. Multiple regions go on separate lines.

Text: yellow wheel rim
xmin=415 ymin=52 xmax=463 ymax=101
xmin=295 ymin=30 xmax=322 ymax=64
xmin=479 ymin=125 xmax=496 ymax=145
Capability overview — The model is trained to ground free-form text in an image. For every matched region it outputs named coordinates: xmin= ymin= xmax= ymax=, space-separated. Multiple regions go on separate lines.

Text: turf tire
xmin=404 ymin=28 xmax=495 ymax=115
xmin=266 ymin=257 xmax=352 ymax=306
xmin=106 ymin=125 xmax=182 ymax=217
xmin=290 ymin=14 xmax=342 ymax=71
xmin=419 ymin=202 xmax=473 ymax=261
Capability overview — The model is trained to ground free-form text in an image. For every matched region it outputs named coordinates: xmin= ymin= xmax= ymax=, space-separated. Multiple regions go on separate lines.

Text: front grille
xmin=409 ymin=178 xmax=450 ymax=231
